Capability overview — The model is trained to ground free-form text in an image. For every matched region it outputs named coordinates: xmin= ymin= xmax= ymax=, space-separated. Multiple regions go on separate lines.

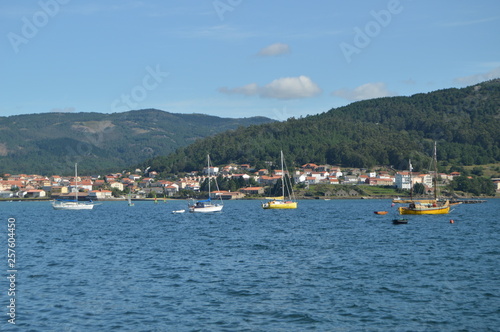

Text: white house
xmin=23 ymin=189 xmax=46 ymax=198
xmin=330 ymin=167 xmax=343 ymax=178
xmin=231 ymin=174 xmax=251 ymax=180
xmin=88 ymin=190 xmax=113 ymax=200
xmin=109 ymin=181 xmax=124 ymax=191
xmin=415 ymin=174 xmax=433 ymax=188
xmin=203 ymin=166 xmax=219 ymax=175
xmin=0 ymin=191 xmax=13 ymax=198
xmin=165 ymin=185 xmax=179 ymax=197
xmin=70 ymin=180 xmax=93 ymax=192
xmin=294 ymin=174 xmax=308 ymax=184
xmin=395 ymin=172 xmax=412 ymax=190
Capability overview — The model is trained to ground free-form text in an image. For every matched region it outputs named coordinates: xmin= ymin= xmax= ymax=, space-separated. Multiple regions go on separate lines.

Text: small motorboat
xmin=392 ymin=218 xmax=409 ymax=224
xmin=374 ymin=211 xmax=389 ymax=215
xmin=172 ymin=209 xmax=185 ymax=214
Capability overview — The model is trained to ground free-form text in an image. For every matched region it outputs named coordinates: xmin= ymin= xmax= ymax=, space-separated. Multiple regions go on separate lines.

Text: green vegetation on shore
xmin=142 ymin=79 xmax=500 ymax=175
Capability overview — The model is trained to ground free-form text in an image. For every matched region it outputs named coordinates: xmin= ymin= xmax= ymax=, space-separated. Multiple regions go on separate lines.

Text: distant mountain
xmin=142 ymin=79 xmax=500 ymax=174
xmin=0 ymin=109 xmax=274 ymax=175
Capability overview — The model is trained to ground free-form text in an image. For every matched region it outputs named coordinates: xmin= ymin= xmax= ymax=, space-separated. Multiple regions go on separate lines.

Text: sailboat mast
xmin=207 ymin=154 xmax=211 ymax=197
xmin=281 ymin=150 xmax=285 ymax=199
xmin=75 ymin=163 xmax=78 ymax=201
xmin=409 ymin=159 xmax=413 ymax=201
xmin=433 ymin=141 xmax=438 ymax=200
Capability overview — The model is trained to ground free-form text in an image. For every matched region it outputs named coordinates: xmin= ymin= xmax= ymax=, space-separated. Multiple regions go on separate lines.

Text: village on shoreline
xmin=1 ymin=162 xmax=499 ymax=201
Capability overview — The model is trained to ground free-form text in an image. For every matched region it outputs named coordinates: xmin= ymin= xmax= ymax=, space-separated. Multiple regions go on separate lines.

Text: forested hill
xmin=143 ymin=79 xmax=500 ymax=174
xmin=0 ymin=109 xmax=273 ymax=175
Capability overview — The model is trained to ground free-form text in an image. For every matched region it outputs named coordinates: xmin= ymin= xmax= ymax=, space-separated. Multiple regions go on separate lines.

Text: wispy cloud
xmin=168 ymin=24 xmax=257 ymax=40
xmin=332 ymin=82 xmax=397 ymax=101
xmin=257 ymin=43 xmax=291 ymax=57
xmin=219 ymin=76 xmax=322 ymax=100
xmin=454 ymin=67 xmax=500 ymax=85
xmin=441 ymin=15 xmax=500 ymax=27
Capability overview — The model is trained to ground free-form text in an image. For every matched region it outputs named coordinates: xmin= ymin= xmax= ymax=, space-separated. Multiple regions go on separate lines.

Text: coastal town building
xmin=0 ymin=160 xmax=497 ymax=199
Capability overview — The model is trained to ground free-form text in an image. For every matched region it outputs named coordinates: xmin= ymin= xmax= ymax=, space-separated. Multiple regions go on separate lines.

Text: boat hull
xmin=262 ymin=201 xmax=297 ymax=209
xmin=52 ymin=202 xmax=94 ymax=210
xmin=398 ymin=205 xmax=450 ymax=215
xmin=188 ymin=204 xmax=223 ymax=213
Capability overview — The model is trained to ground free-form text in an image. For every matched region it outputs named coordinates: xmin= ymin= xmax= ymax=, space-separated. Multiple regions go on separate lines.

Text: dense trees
xmin=145 ymin=79 xmax=500 ymax=174
xmin=449 ymin=175 xmax=496 ymax=196
xmin=0 ymin=109 xmax=272 ymax=175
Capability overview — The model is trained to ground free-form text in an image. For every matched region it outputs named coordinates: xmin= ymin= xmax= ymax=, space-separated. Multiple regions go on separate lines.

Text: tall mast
xmin=281 ymin=150 xmax=285 ymax=199
xmin=433 ymin=141 xmax=438 ymax=200
xmin=75 ymin=163 xmax=78 ymax=201
xmin=409 ymin=159 xmax=413 ymax=201
xmin=207 ymin=154 xmax=211 ymax=197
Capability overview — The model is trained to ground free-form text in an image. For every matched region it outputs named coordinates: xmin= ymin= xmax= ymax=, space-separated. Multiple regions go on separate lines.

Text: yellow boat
xmin=262 ymin=151 xmax=297 ymax=210
xmin=398 ymin=142 xmax=453 ymax=215
xmin=399 ymin=200 xmax=450 ymax=215
xmin=262 ymin=200 xmax=298 ymax=209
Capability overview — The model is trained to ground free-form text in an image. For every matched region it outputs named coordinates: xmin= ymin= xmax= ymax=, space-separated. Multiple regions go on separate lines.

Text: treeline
xmin=448 ymin=175 xmax=496 ymax=196
xmin=143 ymin=79 xmax=500 ymax=174
xmin=0 ymin=109 xmax=273 ymax=175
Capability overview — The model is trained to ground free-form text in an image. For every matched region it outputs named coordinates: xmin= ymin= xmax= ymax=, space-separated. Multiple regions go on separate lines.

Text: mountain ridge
xmin=0 ymin=109 xmax=274 ymax=175
xmin=142 ymin=79 xmax=500 ymax=174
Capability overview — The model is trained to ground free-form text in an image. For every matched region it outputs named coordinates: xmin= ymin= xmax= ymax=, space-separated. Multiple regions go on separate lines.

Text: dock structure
xmin=453 ymin=199 xmax=487 ymax=204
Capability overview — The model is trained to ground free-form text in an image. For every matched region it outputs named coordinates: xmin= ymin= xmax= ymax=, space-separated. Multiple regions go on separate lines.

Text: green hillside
xmin=143 ymin=79 xmax=500 ymax=174
xmin=0 ymin=109 xmax=273 ymax=175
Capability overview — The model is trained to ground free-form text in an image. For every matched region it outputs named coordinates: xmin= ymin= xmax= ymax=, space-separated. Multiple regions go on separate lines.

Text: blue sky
xmin=1 ymin=0 xmax=499 ymax=120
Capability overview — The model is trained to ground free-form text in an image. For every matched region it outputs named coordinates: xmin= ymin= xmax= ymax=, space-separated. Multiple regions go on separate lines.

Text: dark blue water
xmin=1 ymin=199 xmax=499 ymax=331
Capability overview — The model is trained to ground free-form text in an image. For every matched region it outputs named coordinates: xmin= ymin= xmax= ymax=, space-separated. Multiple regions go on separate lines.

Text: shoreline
xmin=1 ymin=195 xmax=497 ymax=202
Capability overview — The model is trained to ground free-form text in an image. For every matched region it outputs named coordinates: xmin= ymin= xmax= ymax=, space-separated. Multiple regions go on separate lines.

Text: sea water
xmin=1 ymin=199 xmax=499 ymax=331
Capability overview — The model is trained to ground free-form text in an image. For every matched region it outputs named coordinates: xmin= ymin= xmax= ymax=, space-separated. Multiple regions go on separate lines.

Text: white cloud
xmin=219 ymin=76 xmax=322 ymax=100
xmin=441 ymin=15 xmax=500 ymax=27
xmin=331 ymin=82 xmax=396 ymax=101
xmin=257 ymin=43 xmax=291 ymax=57
xmin=262 ymin=76 xmax=321 ymax=99
xmin=454 ymin=66 xmax=500 ymax=85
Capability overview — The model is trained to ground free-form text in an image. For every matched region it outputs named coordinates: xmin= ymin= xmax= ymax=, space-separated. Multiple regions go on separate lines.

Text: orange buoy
xmin=450 ymin=219 xmax=454 ymax=224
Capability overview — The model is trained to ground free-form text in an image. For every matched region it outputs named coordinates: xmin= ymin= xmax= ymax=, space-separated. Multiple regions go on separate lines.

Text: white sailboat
xmin=52 ymin=163 xmax=95 ymax=210
xmin=262 ymin=150 xmax=298 ymax=209
xmin=188 ymin=154 xmax=224 ymax=213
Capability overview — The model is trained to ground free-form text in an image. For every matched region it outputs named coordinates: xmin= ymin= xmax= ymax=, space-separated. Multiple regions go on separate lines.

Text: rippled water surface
xmin=1 ymin=199 xmax=499 ymax=331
